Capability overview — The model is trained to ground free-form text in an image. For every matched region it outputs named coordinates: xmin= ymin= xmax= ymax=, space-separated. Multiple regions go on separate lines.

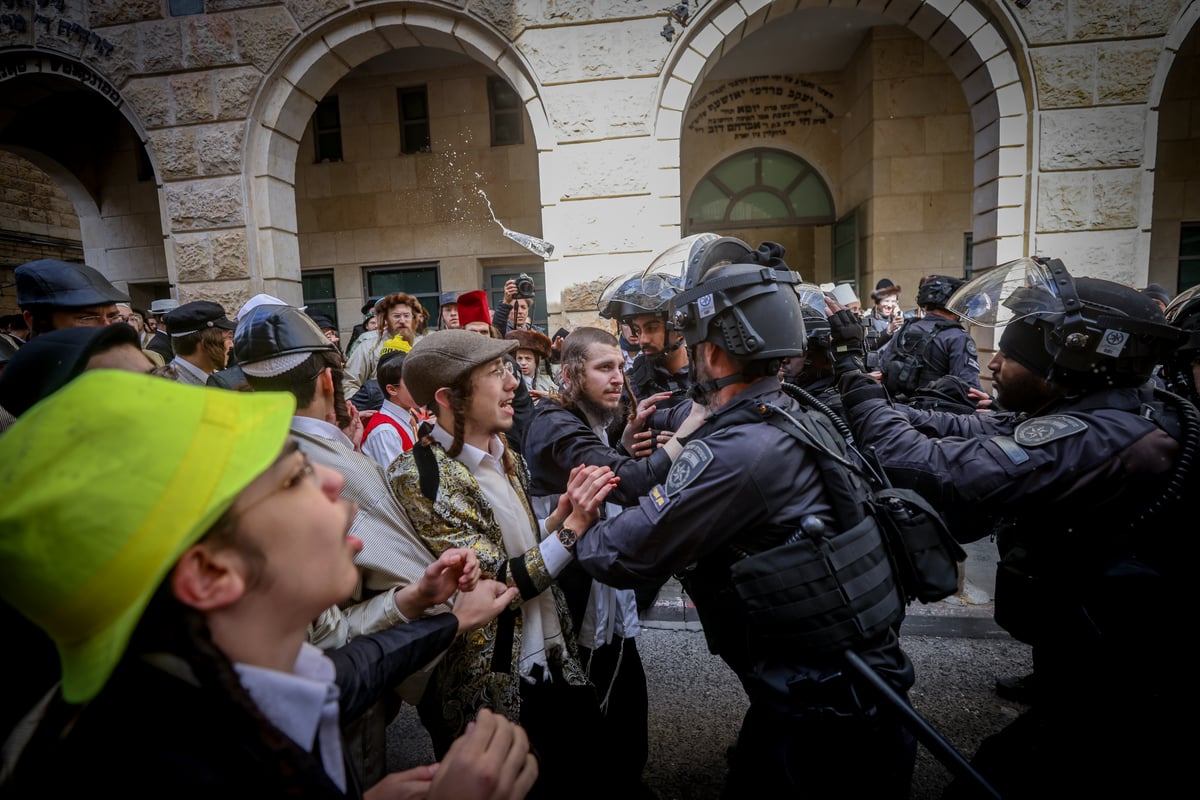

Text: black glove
xmin=838 ymin=369 xmax=887 ymax=410
xmin=827 ymin=309 xmax=865 ymax=348
xmin=827 ymin=309 xmax=867 ymax=377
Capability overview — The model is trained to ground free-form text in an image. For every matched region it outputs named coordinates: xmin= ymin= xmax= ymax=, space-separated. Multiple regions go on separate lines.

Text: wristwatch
xmin=557 ymin=527 xmax=578 ymax=552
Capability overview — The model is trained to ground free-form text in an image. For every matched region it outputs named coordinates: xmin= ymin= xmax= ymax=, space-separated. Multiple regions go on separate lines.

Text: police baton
xmin=843 ymin=649 xmax=1002 ymax=800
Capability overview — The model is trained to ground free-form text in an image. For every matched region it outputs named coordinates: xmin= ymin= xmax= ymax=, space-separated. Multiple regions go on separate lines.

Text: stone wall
xmin=0 ymin=151 xmax=81 ymax=243
xmin=856 ymin=27 xmax=973 ymax=304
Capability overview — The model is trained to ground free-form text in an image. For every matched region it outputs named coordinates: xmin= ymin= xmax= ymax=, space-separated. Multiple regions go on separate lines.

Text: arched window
xmin=687 ymin=149 xmax=834 ymax=230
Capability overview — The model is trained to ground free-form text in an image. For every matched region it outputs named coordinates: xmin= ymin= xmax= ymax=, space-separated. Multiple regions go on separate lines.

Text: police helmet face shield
xmin=597 ymin=269 xmax=683 ymax=323
xmin=671 ymin=237 xmax=807 ymax=360
xmin=1163 ymin=284 xmax=1200 ymax=397
xmin=794 ymin=282 xmax=829 ymax=320
xmin=948 ymin=257 xmax=1184 ymax=389
xmin=640 ymin=232 xmax=722 ymax=284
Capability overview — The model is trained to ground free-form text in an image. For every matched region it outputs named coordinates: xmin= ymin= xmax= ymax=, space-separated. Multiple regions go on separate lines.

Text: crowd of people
xmin=1 ymin=242 xmax=1195 ymax=798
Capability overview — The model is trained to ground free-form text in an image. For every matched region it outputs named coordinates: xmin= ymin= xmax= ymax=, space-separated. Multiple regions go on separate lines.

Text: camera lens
xmin=516 ymin=273 xmax=535 ymax=299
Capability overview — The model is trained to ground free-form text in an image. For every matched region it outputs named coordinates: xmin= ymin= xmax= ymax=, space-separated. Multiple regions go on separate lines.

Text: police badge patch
xmin=664 ymin=441 xmax=714 ymax=496
xmin=1096 ymin=329 xmax=1129 ymax=358
xmin=1013 ymin=415 xmax=1088 ymax=446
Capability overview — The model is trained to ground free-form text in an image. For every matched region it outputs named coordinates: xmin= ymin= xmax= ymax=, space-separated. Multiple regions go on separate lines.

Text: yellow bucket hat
xmin=0 ymin=370 xmax=295 ymax=703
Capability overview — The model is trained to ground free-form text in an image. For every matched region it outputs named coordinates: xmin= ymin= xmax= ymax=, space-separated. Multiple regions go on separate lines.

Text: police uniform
xmin=625 ymin=352 xmax=690 ymax=408
xmin=838 ymin=375 xmax=1188 ymax=798
xmin=574 ymin=377 xmax=916 ymax=799
xmin=877 ymin=314 xmax=982 ymax=395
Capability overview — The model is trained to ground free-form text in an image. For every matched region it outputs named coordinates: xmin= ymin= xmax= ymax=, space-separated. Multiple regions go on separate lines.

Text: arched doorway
xmin=0 ymin=52 xmax=168 ymax=307
xmin=1149 ymin=10 xmax=1200 ymax=295
xmin=658 ymin=0 xmax=1032 ymax=298
xmin=245 ymin=7 xmax=551 ymax=330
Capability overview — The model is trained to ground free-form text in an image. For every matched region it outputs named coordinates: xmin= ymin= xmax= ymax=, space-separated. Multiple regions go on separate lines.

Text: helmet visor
xmin=1165 ymin=284 xmax=1200 ymax=325
xmin=946 ymin=257 xmax=1064 ymax=332
xmin=641 ymin=233 xmax=722 ymax=283
xmin=794 ymin=282 xmax=829 ymax=318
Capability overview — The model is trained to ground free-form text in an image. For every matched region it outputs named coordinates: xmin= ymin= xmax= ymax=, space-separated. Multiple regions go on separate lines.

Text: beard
xmin=575 ymin=393 xmax=618 ymax=431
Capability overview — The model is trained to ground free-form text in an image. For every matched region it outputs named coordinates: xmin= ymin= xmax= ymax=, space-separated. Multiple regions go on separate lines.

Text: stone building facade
xmin=1 ymin=0 xmax=1197 ymax=339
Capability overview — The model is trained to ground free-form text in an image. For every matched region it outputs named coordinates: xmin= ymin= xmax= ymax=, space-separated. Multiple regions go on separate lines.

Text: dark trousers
xmin=723 ymin=700 xmax=916 ymax=799
xmin=519 ymin=660 xmax=618 ymax=800
xmin=578 ymin=636 xmax=652 ymax=795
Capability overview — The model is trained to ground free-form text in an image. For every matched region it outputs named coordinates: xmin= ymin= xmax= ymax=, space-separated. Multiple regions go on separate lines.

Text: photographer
xmin=492 ymin=274 xmax=546 ymax=336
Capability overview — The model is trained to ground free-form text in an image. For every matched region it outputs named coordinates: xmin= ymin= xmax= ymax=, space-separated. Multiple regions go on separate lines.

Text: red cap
xmin=456 ymin=290 xmax=492 ymax=327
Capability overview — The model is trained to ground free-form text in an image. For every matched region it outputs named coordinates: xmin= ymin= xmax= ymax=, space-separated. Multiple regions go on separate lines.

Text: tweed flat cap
xmin=403 ymin=329 xmax=517 ymax=407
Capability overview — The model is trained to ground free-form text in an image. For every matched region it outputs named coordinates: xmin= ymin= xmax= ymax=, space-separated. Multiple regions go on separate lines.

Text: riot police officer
xmin=876 ymin=274 xmax=982 ymax=400
xmin=779 ymin=283 xmax=844 ymax=416
xmin=570 ymin=237 xmax=917 ymax=799
xmin=828 ymin=257 xmax=1192 ymax=798
xmin=598 ymin=236 xmax=720 ymax=409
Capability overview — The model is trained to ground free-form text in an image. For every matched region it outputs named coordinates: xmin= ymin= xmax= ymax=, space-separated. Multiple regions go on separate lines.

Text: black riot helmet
xmin=792 ymin=281 xmax=831 ymax=354
xmin=948 ymin=257 xmax=1184 ymax=391
xmin=1163 ymin=284 xmax=1200 ymax=399
xmin=916 ymin=274 xmax=966 ymax=310
xmin=671 ymin=237 xmax=806 ymax=360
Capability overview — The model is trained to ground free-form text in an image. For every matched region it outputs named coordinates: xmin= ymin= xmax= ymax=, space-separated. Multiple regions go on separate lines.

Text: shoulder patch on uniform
xmin=664 ymin=441 xmax=713 ymax=496
xmin=1013 ymin=415 xmax=1088 ymax=447
xmin=966 ymin=337 xmax=978 ymax=357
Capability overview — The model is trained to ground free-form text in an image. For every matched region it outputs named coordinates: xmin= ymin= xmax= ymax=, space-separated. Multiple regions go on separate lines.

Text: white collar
xmin=290 ymin=415 xmax=354 ymax=449
xmin=170 ymin=356 xmax=209 ymax=382
xmin=234 ymin=642 xmax=345 ymax=790
xmin=430 ymin=421 xmax=502 ymax=472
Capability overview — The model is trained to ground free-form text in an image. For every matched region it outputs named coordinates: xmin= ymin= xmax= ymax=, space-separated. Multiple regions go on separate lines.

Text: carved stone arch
xmin=1140 ymin=3 xmax=1200 ymax=276
xmin=0 ymin=50 xmax=164 ymax=276
xmin=655 ymin=0 xmax=1033 ymax=269
xmin=243 ymin=5 xmax=550 ymax=300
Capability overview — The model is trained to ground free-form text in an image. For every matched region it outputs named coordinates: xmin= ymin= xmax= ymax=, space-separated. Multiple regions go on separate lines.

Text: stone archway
xmin=1145 ymin=4 xmax=1200 ymax=291
xmin=243 ymin=5 xmax=552 ymax=305
xmin=655 ymin=0 xmax=1032 ymax=271
xmin=0 ymin=51 xmax=166 ymax=287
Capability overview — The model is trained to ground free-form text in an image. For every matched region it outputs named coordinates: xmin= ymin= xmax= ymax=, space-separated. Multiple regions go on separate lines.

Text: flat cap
xmin=15 ymin=259 xmax=129 ymax=309
xmin=165 ymin=301 xmax=236 ymax=336
xmin=403 ymin=329 xmax=517 ymax=407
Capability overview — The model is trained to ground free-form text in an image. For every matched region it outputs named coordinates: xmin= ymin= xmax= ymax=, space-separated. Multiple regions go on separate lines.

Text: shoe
xmin=995 ymin=672 xmax=1035 ymax=703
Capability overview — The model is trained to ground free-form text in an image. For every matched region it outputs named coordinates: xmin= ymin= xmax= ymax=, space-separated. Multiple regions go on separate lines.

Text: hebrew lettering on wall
xmin=687 ymin=76 xmax=835 ymax=140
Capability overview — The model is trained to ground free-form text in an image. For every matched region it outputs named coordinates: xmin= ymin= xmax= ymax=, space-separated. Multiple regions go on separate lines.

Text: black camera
xmin=516 ymin=273 xmax=536 ymax=300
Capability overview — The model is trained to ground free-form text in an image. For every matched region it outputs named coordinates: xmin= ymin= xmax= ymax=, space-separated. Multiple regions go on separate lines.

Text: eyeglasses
xmin=74 ymin=311 xmax=126 ymax=325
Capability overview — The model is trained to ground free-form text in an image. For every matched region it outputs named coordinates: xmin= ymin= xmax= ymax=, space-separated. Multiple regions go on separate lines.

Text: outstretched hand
xmin=428 ymin=708 xmax=538 ymax=800
xmin=452 ymin=579 xmax=519 ymax=632
xmin=562 ymin=465 xmax=619 ymax=536
xmin=622 ymin=391 xmax=673 ymax=454
xmin=406 ymin=548 xmax=481 ymax=610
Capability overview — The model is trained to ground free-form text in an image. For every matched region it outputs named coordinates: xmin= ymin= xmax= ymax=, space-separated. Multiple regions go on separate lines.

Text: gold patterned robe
xmin=388 ymin=438 xmax=589 ymax=742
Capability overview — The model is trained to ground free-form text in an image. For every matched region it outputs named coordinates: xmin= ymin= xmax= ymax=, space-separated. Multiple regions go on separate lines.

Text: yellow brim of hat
xmin=0 ymin=369 xmax=295 ymax=703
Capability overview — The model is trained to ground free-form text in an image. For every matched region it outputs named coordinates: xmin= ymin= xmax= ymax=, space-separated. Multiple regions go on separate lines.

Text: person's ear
xmin=433 ymin=386 xmax=452 ymax=410
xmin=171 ymin=544 xmax=247 ymax=611
xmin=317 ymin=366 xmax=334 ymax=396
